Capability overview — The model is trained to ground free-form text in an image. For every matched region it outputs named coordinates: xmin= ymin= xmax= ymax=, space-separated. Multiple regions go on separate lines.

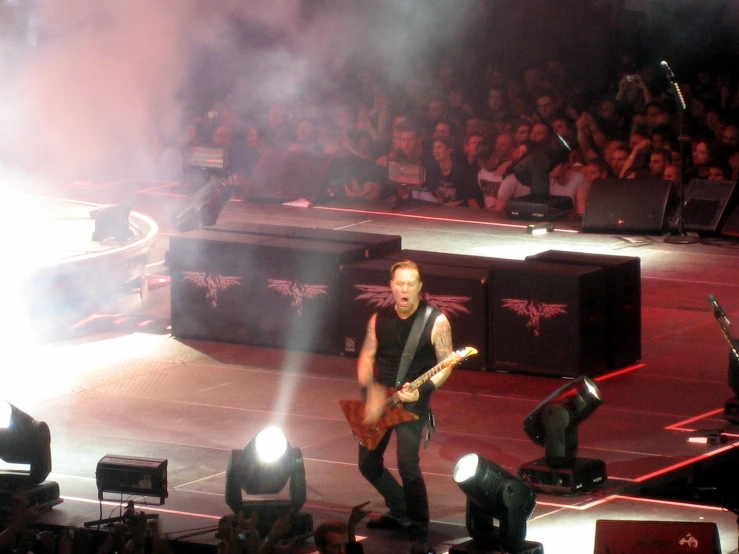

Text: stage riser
xmin=338 ymin=259 xmax=489 ymax=371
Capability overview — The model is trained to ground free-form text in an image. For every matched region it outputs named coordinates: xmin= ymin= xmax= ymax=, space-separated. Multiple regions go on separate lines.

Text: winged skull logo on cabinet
xmin=267 ymin=280 xmax=329 ymax=316
xmin=183 ymin=272 xmax=242 ymax=308
xmin=501 ymin=298 xmax=568 ymax=337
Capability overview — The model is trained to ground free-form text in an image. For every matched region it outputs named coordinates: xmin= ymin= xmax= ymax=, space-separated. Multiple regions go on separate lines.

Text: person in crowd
xmin=426 ymin=137 xmax=483 ymax=207
xmin=288 ymin=118 xmax=322 ymax=153
xmin=617 ymin=137 xmax=650 ymax=178
xmin=313 ymin=502 xmax=371 ymax=554
xmin=426 ymin=98 xmax=448 ymax=137
xmin=663 ymin=163 xmax=680 ymax=183
xmin=474 ymin=139 xmax=504 ymax=209
xmin=581 ymin=157 xmax=611 ymax=188
xmin=576 ymin=112 xmax=608 ymax=161
xmin=686 ymin=139 xmax=716 ymax=181
xmin=447 ymin=86 xmax=473 ymax=127
xmin=607 ymin=144 xmax=631 ymax=178
xmin=647 ymin=149 xmax=672 ymax=180
xmin=484 ymin=87 xmax=510 ymax=128
xmin=265 ymin=103 xmax=294 ymax=150
xmin=231 ymin=125 xmax=273 ymax=194
xmin=708 ymin=161 xmax=732 ymax=181
xmin=530 ymin=122 xmax=554 ymax=143
xmin=534 ymin=93 xmax=557 ymax=124
xmin=615 ymin=73 xmax=651 ymax=120
xmin=375 ymin=121 xmax=406 ymax=169
xmin=513 ymin=120 xmax=532 ymax=145
xmin=721 ymin=123 xmax=739 ymax=148
xmin=462 ymin=132 xmax=485 ymax=167
xmin=339 ymin=131 xmax=387 ymax=201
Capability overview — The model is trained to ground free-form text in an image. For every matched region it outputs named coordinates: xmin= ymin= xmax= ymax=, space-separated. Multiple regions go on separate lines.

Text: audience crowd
xmin=0 ymin=495 xmax=373 ymax=554
xmin=150 ymin=51 xmax=739 ymax=218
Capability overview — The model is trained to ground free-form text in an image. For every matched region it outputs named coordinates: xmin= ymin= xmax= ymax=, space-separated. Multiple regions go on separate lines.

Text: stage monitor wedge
xmin=672 ymin=179 xmax=739 ymax=234
xmin=248 ymin=151 xmax=335 ymax=205
xmin=582 ymin=178 xmax=675 ymax=235
xmin=594 ymin=520 xmax=720 ymax=554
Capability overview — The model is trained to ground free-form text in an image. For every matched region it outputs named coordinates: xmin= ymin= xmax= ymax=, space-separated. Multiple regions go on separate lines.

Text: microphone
xmin=709 ymin=293 xmax=727 ymax=320
xmin=660 ymin=60 xmax=676 ymax=82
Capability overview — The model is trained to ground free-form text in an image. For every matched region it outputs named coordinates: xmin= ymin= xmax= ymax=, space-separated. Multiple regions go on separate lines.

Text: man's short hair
xmin=431 ymin=136 xmax=454 ymax=151
xmin=650 ymin=148 xmax=671 ymax=163
xmin=313 ymin=522 xmax=347 ymax=554
xmin=586 ymin=157 xmax=611 ymax=176
xmin=396 ymin=120 xmax=422 ymax=137
xmin=475 ymin=139 xmax=495 ymax=162
xmin=464 ymin=132 xmax=484 ymax=146
xmin=390 ymin=260 xmax=422 ymax=281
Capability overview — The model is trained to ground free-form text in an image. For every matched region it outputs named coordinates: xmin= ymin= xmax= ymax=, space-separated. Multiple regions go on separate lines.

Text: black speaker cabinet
xmin=383 ymin=249 xmax=501 ymax=270
xmin=489 ymin=259 xmax=608 ymax=377
xmin=249 ymin=150 xmax=335 ymax=204
xmin=525 ymin=250 xmax=641 ymax=368
xmin=594 ymin=520 xmax=721 ymax=554
xmin=672 ymin=179 xmax=739 ymax=234
xmin=169 ymin=230 xmax=270 ymax=345
xmin=169 ymin=230 xmax=368 ymax=353
xmin=582 ymin=178 xmax=675 ymax=234
xmin=722 ymin=203 xmax=739 ymax=237
xmin=209 ymin=221 xmax=402 ymax=259
xmin=339 ymin=259 xmax=489 ymax=370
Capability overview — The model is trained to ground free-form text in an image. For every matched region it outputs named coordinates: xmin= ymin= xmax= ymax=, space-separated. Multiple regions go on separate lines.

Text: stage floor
xmin=12 ymin=181 xmax=739 ymax=554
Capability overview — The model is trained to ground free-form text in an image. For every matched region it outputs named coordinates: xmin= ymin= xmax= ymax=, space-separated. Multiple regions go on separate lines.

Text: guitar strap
xmin=395 ymin=304 xmax=433 ymax=388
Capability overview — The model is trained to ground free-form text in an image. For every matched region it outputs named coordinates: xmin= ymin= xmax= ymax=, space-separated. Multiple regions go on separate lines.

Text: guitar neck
xmin=384 ymin=348 xmax=476 ymax=406
xmin=406 ymin=353 xmax=459 ymax=392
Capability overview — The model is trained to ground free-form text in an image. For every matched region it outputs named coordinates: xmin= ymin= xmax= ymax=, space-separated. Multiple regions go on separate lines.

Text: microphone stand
xmin=664 ymin=64 xmax=699 ymax=244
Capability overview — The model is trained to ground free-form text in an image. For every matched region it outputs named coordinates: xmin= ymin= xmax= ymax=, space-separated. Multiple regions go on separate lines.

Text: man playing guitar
xmin=358 ymin=260 xmax=453 ymax=554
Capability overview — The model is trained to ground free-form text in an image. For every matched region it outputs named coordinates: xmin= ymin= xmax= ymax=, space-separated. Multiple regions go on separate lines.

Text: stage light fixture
xmin=0 ymin=401 xmax=52 ymax=487
xmin=519 ymin=376 xmax=607 ymax=494
xmin=0 ymin=401 xmax=61 ymax=516
xmin=90 ymin=202 xmax=133 ymax=242
xmin=507 ymin=134 xmax=574 ymax=221
xmin=225 ymin=426 xmax=312 ymax=539
xmin=172 ymin=179 xmax=231 ymax=233
xmin=450 ymin=454 xmax=542 ymax=554
xmin=526 ymin=222 xmax=554 ymax=235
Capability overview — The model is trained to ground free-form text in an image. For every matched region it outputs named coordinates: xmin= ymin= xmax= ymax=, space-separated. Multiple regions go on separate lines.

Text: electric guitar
xmin=339 ymin=346 xmax=478 ymax=450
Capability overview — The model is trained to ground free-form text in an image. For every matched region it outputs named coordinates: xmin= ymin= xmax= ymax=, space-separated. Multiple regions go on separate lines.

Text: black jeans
xmin=358 ymin=414 xmax=429 ymax=542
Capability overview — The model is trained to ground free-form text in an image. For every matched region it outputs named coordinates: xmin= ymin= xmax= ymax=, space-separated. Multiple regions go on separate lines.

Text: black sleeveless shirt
xmin=374 ymin=302 xmax=440 ymax=412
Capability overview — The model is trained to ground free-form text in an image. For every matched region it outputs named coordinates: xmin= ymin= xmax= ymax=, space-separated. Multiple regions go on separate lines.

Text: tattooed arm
xmin=359 ymin=313 xmax=387 ymax=424
xmin=357 ymin=313 xmax=378 ymax=388
xmin=429 ymin=314 xmax=454 ymax=389
xmin=400 ymin=313 xmax=454 ymax=401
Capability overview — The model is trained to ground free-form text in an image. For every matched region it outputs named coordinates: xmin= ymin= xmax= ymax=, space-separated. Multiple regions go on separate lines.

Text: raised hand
xmin=347 ymin=501 xmax=372 ymax=540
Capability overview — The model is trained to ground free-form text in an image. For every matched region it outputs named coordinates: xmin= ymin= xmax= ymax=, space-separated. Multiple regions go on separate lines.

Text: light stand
xmin=662 ymin=60 xmax=699 ymax=244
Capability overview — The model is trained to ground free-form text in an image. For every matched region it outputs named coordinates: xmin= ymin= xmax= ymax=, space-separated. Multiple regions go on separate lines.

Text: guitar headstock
xmin=455 ymin=346 xmax=478 ymax=359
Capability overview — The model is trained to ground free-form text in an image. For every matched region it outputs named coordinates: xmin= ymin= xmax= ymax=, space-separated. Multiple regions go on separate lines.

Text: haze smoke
xmin=0 ymin=0 xmax=483 ymax=183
